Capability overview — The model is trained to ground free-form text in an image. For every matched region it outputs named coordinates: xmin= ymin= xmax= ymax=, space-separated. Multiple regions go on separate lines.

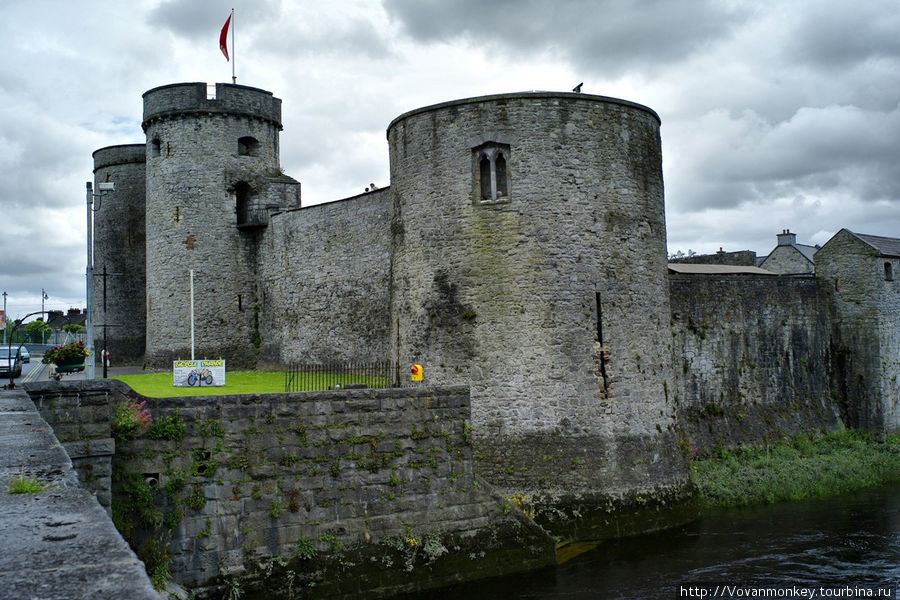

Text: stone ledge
xmin=0 ymin=389 xmax=161 ymax=600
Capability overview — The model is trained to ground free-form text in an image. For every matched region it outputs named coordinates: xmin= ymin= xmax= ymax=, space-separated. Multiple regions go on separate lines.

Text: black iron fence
xmin=284 ymin=360 xmax=399 ymax=392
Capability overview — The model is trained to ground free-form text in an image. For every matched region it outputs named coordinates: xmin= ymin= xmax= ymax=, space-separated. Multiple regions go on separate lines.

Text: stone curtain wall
xmin=258 ymin=190 xmax=393 ymax=365
xmin=26 ymin=381 xmax=553 ymax=597
xmin=670 ymin=273 xmax=840 ymax=452
xmin=386 ymin=93 xmax=685 ymax=511
xmin=92 ymin=144 xmax=147 ymax=363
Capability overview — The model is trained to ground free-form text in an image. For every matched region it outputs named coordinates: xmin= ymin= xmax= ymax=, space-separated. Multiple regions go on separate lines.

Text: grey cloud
xmin=383 ymin=0 xmax=749 ymax=75
xmin=667 ymin=103 xmax=900 ymax=211
xmin=147 ymin=0 xmax=278 ymax=39
xmin=784 ymin=1 xmax=900 ymax=69
xmin=254 ymin=14 xmax=392 ymax=60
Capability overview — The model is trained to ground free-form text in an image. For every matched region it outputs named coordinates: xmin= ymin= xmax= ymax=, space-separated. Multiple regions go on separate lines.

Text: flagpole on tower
xmin=231 ymin=8 xmax=236 ymax=84
xmin=220 ymin=9 xmax=236 ymax=83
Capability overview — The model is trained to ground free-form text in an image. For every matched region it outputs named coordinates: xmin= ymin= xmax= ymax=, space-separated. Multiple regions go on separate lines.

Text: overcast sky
xmin=1 ymin=0 xmax=898 ymax=320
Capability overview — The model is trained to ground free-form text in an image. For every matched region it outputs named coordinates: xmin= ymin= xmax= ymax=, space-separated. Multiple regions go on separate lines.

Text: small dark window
xmin=238 ymin=136 xmax=260 ymax=156
xmin=150 ymin=139 xmax=161 ymax=157
xmin=885 ymin=261 xmax=894 ymax=281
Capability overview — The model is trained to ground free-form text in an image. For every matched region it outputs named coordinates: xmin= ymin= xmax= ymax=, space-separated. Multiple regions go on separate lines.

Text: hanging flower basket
xmin=42 ymin=342 xmax=90 ymax=373
xmin=53 ymin=356 xmax=86 ymax=373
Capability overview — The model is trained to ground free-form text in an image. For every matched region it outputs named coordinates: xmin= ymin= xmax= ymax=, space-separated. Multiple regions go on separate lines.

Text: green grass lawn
xmin=113 ymin=370 xmax=388 ymax=397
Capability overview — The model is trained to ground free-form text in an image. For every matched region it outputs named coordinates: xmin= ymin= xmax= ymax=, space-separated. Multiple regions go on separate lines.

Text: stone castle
xmin=92 ymin=82 xmax=899 ymax=535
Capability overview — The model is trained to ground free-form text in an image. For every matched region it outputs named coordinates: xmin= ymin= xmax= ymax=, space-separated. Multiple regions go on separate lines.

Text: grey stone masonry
xmin=816 ymin=229 xmax=900 ymax=433
xmin=26 ymin=379 xmax=120 ymax=512
xmin=0 ymin=388 xmax=160 ymax=599
xmin=670 ymin=273 xmax=840 ymax=452
xmin=143 ymin=83 xmax=298 ymax=368
xmin=23 ymin=380 xmax=554 ymax=596
xmin=760 ymin=244 xmax=815 ymax=274
xmin=92 ymin=144 xmax=147 ymax=363
xmin=259 ymin=189 xmax=392 ymax=364
xmin=387 ymin=92 xmax=685 ymax=505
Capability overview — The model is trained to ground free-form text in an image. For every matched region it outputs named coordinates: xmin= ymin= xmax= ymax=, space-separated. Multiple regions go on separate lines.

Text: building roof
xmin=794 ymin=244 xmax=819 ymax=262
xmin=849 ymin=231 xmax=900 ymax=258
xmin=668 ymin=264 xmax=777 ymax=275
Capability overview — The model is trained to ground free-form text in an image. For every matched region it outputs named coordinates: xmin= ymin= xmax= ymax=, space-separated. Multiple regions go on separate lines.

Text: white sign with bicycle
xmin=173 ymin=359 xmax=226 ymax=387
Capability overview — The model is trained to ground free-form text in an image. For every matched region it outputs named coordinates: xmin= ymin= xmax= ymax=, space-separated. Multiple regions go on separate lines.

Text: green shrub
xmin=147 ymin=409 xmax=185 ymax=442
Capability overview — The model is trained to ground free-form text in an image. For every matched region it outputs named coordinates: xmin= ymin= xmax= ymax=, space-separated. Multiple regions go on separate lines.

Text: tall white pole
xmin=85 ymin=182 xmax=95 ymax=379
xmin=190 ymin=269 xmax=195 ymax=360
xmin=2 ymin=292 xmax=7 ymax=345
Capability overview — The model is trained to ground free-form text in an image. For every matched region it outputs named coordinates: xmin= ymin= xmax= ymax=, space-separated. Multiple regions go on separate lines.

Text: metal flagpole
xmin=231 ymin=8 xmax=236 ymax=84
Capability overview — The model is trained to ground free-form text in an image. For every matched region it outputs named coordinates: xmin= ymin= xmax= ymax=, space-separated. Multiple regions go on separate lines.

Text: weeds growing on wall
xmin=6 ymin=474 xmax=49 ymax=494
xmin=694 ymin=430 xmax=900 ymax=507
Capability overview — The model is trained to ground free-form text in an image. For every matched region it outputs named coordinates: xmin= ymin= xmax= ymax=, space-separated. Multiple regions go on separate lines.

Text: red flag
xmin=220 ymin=13 xmax=231 ymax=61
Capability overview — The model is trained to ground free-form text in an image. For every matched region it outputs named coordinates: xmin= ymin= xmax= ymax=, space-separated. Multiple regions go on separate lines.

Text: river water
xmin=410 ymin=483 xmax=899 ymax=599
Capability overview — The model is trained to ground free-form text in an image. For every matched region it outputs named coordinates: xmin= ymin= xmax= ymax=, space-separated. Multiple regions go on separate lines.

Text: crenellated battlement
xmin=141 ymin=82 xmax=282 ymax=131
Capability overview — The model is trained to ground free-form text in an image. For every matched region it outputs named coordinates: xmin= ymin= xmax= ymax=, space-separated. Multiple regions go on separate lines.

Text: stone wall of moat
xmin=26 ymin=380 xmax=553 ymax=599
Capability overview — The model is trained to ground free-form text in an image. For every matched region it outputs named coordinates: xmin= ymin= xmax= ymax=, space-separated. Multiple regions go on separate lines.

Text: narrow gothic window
xmin=473 ymin=143 xmax=511 ymax=203
xmin=495 ymin=152 xmax=507 ymax=197
xmin=885 ymin=261 xmax=894 ymax=281
xmin=480 ymin=155 xmax=492 ymax=200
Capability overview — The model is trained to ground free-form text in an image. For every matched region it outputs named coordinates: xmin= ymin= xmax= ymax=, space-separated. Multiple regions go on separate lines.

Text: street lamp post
xmin=86 ymin=182 xmax=94 ymax=378
xmin=2 ymin=291 xmax=6 ymax=345
xmin=86 ymin=181 xmax=114 ymax=380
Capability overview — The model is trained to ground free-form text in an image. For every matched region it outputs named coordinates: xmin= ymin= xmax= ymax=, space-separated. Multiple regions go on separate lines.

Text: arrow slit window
xmin=473 ymin=143 xmax=511 ymax=204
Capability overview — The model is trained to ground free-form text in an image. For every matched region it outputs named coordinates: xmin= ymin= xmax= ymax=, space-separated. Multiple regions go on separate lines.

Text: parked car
xmin=0 ymin=346 xmax=23 ymax=378
xmin=19 ymin=346 xmax=30 ymax=363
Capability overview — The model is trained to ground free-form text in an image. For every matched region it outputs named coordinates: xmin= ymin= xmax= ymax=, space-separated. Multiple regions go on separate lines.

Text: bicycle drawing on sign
xmin=187 ymin=368 xmax=214 ymax=386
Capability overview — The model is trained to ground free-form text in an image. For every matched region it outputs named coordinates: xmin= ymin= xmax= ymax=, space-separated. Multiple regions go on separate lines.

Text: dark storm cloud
xmin=383 ymin=0 xmax=749 ymax=75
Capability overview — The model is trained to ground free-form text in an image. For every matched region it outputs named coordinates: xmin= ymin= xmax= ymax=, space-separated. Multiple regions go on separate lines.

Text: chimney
xmin=777 ymin=229 xmax=797 ymax=246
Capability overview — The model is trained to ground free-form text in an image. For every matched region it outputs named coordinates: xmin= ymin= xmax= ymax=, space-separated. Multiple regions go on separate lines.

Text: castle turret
xmin=92 ymin=144 xmax=147 ymax=363
xmin=142 ymin=82 xmax=299 ymax=367
xmin=387 ymin=92 xmax=692 ymax=536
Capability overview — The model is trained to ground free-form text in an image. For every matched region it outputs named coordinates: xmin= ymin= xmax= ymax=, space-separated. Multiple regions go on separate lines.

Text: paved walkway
xmin=0 ymin=388 xmax=160 ymax=599
xmin=21 ymin=360 xmax=147 ymax=385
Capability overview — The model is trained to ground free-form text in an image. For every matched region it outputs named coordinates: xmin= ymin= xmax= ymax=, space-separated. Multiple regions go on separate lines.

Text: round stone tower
xmin=92 ymin=144 xmax=147 ymax=363
xmin=387 ymin=92 xmax=694 ymax=538
xmin=142 ymin=82 xmax=287 ymax=367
